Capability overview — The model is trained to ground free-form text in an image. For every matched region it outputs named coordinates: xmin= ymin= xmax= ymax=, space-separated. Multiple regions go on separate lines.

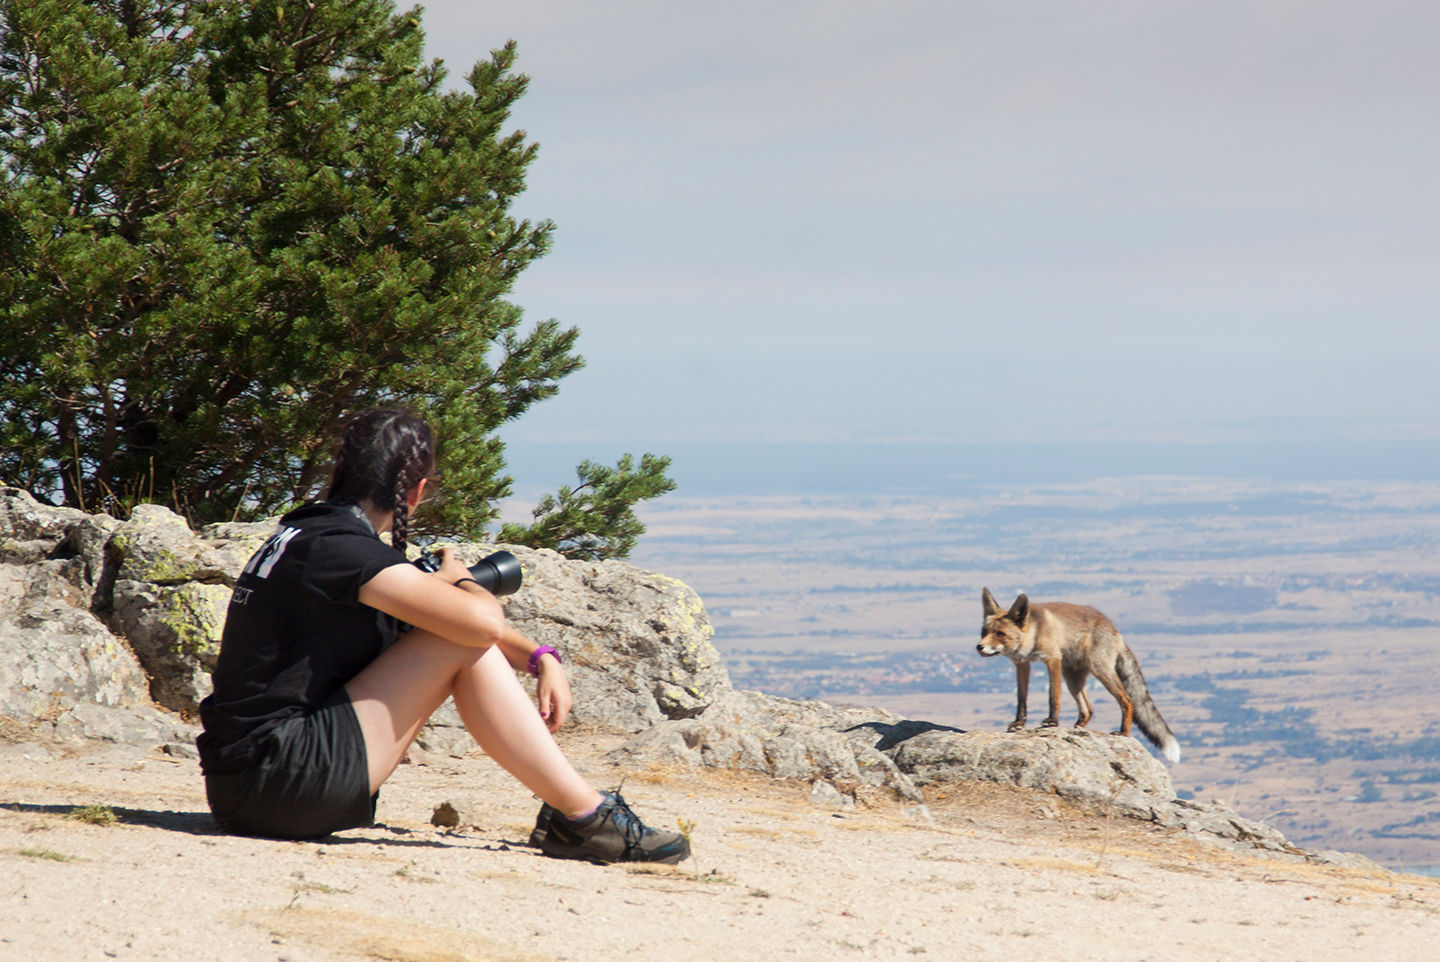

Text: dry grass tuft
xmin=64 ymin=805 xmax=116 ymax=827
xmin=14 ymin=847 xmax=75 ymax=862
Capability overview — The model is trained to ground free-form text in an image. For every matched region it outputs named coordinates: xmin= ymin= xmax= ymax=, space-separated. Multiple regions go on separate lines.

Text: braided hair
xmin=325 ymin=409 xmax=435 ymax=554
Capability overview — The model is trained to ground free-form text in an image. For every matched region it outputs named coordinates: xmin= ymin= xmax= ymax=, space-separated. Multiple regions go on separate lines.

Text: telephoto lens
xmin=414 ymin=549 xmax=523 ymax=596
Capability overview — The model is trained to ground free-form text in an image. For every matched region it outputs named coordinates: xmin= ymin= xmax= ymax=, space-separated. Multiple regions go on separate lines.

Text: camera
xmin=414 ymin=549 xmax=523 ymax=597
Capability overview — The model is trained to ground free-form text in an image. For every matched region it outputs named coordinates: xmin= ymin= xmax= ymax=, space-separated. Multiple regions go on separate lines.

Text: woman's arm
xmin=358 ymin=549 xmax=573 ymax=731
xmin=357 ymin=558 xmax=506 ymax=649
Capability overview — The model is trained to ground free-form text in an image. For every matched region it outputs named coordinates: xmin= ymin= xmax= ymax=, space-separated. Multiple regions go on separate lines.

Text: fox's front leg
xmin=1008 ymin=661 xmax=1030 ymax=732
xmin=1040 ymin=657 xmax=1062 ymax=728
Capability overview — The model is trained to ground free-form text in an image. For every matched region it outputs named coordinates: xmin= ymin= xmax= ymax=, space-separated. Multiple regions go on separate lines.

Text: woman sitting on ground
xmin=196 ymin=408 xmax=688 ymax=864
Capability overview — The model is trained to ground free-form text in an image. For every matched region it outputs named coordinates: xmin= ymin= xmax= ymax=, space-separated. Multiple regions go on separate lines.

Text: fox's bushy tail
xmin=1116 ymin=648 xmax=1181 ymax=764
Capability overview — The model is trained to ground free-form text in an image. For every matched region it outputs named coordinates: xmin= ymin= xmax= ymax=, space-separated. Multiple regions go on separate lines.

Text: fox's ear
xmin=981 ymin=587 xmax=1000 ymax=616
xmin=1008 ymin=593 xmax=1030 ymax=626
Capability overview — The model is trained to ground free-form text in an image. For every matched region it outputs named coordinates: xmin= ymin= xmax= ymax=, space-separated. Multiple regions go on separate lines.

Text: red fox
xmin=977 ymin=588 xmax=1181 ymax=764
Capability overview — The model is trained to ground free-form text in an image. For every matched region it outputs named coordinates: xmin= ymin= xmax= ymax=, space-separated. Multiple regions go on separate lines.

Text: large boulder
xmin=613 ymin=690 xmax=1180 ymax=815
xmin=885 ymin=725 xmax=1175 ymax=818
xmin=0 ymin=563 xmax=151 ymax=714
xmin=0 ymin=487 xmax=121 ymax=608
xmin=496 ymin=545 xmax=731 ymax=730
xmin=417 ymin=544 xmax=732 ymax=750
xmin=616 ymin=689 xmax=922 ymax=802
xmin=0 ymin=492 xmax=190 ymax=746
xmin=108 ymin=503 xmax=257 ymax=587
xmin=103 ymin=504 xmax=259 ymax=712
xmin=0 ymin=493 xmax=257 ymax=716
xmin=109 ymin=580 xmax=232 ymax=713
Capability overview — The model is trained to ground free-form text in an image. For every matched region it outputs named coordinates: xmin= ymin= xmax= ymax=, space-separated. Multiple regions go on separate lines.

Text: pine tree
xmin=0 ymin=0 xmax=669 ymax=552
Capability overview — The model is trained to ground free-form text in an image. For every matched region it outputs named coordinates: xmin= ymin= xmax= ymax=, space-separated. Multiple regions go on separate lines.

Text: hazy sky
xmin=417 ymin=1 xmax=1439 ymax=445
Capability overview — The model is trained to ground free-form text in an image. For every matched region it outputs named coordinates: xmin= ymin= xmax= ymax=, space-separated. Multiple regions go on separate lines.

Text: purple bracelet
xmin=527 ymin=645 xmax=561 ymax=677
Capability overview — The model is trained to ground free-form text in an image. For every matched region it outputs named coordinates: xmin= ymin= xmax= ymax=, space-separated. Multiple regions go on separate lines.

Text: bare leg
xmin=344 ymin=629 xmax=602 ymax=817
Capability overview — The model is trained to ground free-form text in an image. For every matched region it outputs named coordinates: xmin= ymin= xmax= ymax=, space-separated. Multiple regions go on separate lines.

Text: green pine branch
xmin=500 ymin=454 xmax=677 ymax=561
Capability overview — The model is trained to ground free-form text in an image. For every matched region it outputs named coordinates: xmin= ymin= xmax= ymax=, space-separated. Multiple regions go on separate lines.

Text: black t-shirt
xmin=197 ymin=502 xmax=409 ymax=774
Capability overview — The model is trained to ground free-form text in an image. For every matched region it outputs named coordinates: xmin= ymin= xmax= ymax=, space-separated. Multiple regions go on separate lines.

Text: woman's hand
xmin=535 ymin=653 xmax=572 ymax=733
xmin=429 ymin=546 xmax=479 ymax=589
xmin=399 ymin=558 xmax=571 ymax=732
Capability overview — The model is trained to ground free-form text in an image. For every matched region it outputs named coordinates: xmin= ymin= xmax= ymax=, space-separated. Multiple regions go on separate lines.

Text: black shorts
xmin=204 ymin=688 xmax=376 ymax=840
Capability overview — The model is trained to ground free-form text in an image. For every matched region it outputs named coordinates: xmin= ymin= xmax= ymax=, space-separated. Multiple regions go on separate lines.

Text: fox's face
xmin=977 ymin=587 xmax=1030 ymax=657
xmin=977 ymin=614 xmax=1022 ymax=657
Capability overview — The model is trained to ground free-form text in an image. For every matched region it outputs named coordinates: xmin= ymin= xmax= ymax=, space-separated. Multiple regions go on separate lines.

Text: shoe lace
xmin=601 ymin=792 xmax=648 ymax=854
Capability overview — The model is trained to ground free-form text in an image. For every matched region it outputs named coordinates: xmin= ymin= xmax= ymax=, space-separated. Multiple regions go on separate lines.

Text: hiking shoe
xmin=537 ymin=791 xmax=690 ymax=865
xmin=528 ymin=801 xmax=557 ymax=848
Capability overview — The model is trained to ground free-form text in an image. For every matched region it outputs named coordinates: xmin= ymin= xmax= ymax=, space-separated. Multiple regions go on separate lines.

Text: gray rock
xmin=886 ymin=726 xmax=1176 ymax=819
xmin=1 ymin=488 xmax=122 ymax=608
xmin=0 ymin=492 xmax=200 ymax=747
xmin=0 ymin=488 xmax=91 ymax=551
xmin=413 ymin=699 xmax=475 ymax=756
xmin=52 ymin=700 xmax=194 ymax=746
xmin=653 ymin=695 xmax=1158 ymax=814
xmin=613 ymin=690 xmax=923 ymax=802
xmin=108 ymin=504 xmax=253 ymax=587
xmin=453 ymin=543 xmax=732 ymax=733
xmin=1306 ymin=849 xmax=1388 ymax=871
xmin=200 ymin=519 xmax=280 ymax=553
xmin=1156 ymin=797 xmax=1295 ymax=852
xmin=0 ymin=569 xmax=191 ymax=745
xmin=110 ymin=580 xmax=230 ymax=712
xmin=2 ymin=495 xmax=737 ymax=754
xmin=808 ymin=779 xmax=856 ymax=809
xmin=611 ymin=688 xmax=1314 ymax=857
xmin=0 ymin=581 xmax=151 ymax=715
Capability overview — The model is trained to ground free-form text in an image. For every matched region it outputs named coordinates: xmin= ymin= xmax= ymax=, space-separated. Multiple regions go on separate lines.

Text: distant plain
xmin=615 ymin=473 xmax=1440 ymax=872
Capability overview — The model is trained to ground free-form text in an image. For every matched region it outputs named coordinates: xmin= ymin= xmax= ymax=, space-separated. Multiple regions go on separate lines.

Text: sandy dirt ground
xmin=2 ymin=731 xmax=1437 ymax=962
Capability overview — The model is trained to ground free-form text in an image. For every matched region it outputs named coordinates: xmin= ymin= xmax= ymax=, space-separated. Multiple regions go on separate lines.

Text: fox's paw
xmin=1038 ymin=718 xmax=1059 ymax=729
xmin=1006 ymin=720 xmax=1027 ymax=732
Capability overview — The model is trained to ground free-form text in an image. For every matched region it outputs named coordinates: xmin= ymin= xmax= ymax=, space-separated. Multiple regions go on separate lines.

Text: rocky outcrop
xmin=0 ymin=487 xmax=1326 ymax=860
xmin=615 ymin=690 xmax=925 ymax=803
xmin=0 ymin=489 xmax=728 ymax=750
xmin=611 ymin=689 xmax=1306 ymax=857
xmin=0 ymin=491 xmax=192 ymax=746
